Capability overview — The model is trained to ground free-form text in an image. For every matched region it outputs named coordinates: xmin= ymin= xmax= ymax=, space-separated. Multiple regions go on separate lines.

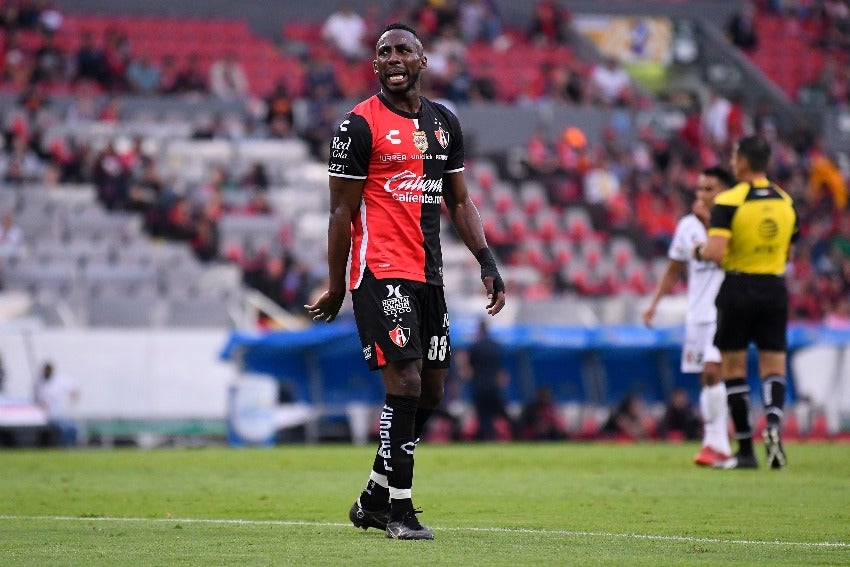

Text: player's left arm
xmin=443 ymin=171 xmax=505 ymax=315
xmin=697 ymin=200 xmax=735 ymax=265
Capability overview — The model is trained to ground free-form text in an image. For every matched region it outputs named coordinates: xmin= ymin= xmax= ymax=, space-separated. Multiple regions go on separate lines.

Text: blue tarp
xmin=220 ymin=323 xmax=850 ymax=407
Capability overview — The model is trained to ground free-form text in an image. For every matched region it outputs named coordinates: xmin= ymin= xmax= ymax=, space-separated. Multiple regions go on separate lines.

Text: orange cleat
xmin=693 ymin=446 xmax=730 ymax=467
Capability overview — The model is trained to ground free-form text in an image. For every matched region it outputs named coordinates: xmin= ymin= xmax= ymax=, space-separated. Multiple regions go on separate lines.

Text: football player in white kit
xmin=643 ymin=166 xmax=736 ymax=466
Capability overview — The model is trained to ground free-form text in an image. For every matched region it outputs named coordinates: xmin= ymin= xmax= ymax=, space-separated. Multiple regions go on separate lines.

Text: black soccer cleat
xmin=713 ymin=451 xmax=759 ymax=470
xmin=349 ymin=499 xmax=391 ymax=531
xmin=763 ymin=425 xmax=787 ymax=469
xmin=386 ymin=509 xmax=434 ymax=540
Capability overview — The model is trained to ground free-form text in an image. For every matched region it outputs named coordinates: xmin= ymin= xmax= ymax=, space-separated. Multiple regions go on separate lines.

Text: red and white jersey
xmin=328 ymin=93 xmax=465 ymax=289
xmin=668 ymin=214 xmax=725 ymax=325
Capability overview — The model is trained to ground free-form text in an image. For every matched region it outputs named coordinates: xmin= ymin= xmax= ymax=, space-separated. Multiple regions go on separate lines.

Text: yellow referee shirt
xmin=708 ymin=179 xmax=799 ymax=275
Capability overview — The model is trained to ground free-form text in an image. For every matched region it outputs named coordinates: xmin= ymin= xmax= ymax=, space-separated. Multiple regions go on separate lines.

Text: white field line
xmin=0 ymin=515 xmax=847 ymax=549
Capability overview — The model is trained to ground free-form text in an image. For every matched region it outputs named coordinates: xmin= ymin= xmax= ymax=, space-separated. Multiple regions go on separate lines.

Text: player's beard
xmin=380 ymin=68 xmax=421 ymax=94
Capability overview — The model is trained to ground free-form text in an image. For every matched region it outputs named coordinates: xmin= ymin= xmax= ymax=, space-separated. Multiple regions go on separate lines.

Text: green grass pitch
xmin=1 ymin=442 xmax=848 ymax=566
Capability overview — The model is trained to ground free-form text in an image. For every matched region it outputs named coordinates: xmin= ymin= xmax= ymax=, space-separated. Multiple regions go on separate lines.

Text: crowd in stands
xmin=0 ymin=0 xmax=848 ymax=329
xmin=730 ymin=0 xmax=850 ymax=105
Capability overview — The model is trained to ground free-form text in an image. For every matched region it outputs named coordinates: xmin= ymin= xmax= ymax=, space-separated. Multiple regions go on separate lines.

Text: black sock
xmin=358 ymin=452 xmax=389 ymax=510
xmin=762 ymin=374 xmax=786 ymax=428
xmin=383 ymin=393 xmax=419 ymax=518
xmin=726 ymin=377 xmax=753 ymax=455
xmin=414 ymin=407 xmax=435 ymax=441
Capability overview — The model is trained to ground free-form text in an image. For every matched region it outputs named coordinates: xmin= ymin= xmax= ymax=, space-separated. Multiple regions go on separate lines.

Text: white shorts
xmin=681 ymin=322 xmax=721 ymax=374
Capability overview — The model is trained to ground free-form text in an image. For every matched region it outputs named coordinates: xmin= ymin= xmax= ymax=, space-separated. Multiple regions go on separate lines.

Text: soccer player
xmin=643 ymin=166 xmax=736 ymax=467
xmin=696 ymin=135 xmax=799 ymax=469
xmin=305 ymin=23 xmax=506 ymax=539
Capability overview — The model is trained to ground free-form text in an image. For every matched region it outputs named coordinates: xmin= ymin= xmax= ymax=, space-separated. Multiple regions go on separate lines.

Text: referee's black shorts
xmin=351 ymin=271 xmax=451 ymax=371
xmin=714 ymin=272 xmax=788 ymax=352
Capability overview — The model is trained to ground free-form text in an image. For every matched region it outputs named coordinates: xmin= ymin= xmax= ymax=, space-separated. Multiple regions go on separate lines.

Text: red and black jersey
xmin=328 ymin=92 xmax=464 ymax=289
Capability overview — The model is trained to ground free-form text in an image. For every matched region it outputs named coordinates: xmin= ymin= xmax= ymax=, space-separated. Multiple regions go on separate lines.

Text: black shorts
xmin=351 ymin=272 xmax=451 ymax=371
xmin=714 ymin=272 xmax=788 ymax=352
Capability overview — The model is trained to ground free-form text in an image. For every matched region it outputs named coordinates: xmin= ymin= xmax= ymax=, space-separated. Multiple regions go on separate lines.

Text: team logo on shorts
xmin=435 ymin=126 xmax=449 ymax=150
xmin=412 ymin=130 xmax=428 ymax=153
xmin=389 ymin=325 xmax=411 ymax=347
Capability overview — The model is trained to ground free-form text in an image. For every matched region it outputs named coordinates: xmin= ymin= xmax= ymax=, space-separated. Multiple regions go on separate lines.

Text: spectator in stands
xmin=163 ymin=195 xmax=196 ymax=241
xmin=30 ymin=30 xmax=66 ymax=87
xmin=209 ymin=52 xmax=250 ymax=101
xmin=435 ymin=54 xmax=474 ymax=103
xmin=661 ymin=387 xmax=701 ymax=441
xmin=458 ymin=0 xmax=502 ymax=43
xmin=807 ymin=150 xmax=848 ymax=210
xmin=169 ymin=54 xmax=207 ymax=96
xmin=73 ymin=31 xmax=105 ymax=86
xmin=428 ymin=23 xmax=467 ymax=81
xmin=190 ymin=213 xmax=219 ymax=263
xmin=702 ymin=89 xmax=733 ymax=152
xmin=529 ymin=0 xmax=569 ymax=45
xmin=831 ymin=213 xmax=850 ymax=262
xmin=726 ymin=1 xmax=758 ymax=50
xmin=598 ymin=394 xmax=652 ymax=441
xmin=38 ymin=1 xmax=62 ymax=35
xmin=264 ymin=81 xmax=294 ymax=137
xmin=35 ymin=361 xmax=80 ymax=448
xmin=241 ymin=162 xmax=270 ymax=192
xmin=0 ymin=211 xmax=24 ymax=254
xmin=101 ymin=27 xmax=131 ymax=91
xmin=92 ymin=139 xmax=131 ymax=210
xmin=583 ymin=152 xmax=621 ymax=207
xmin=542 ymin=61 xmax=585 ymax=105
xmin=126 ymin=155 xmax=164 ymax=217
xmin=519 ymin=386 xmax=569 ymax=440
xmin=589 ymin=56 xmax=632 ymax=107
xmin=2 ymin=30 xmax=33 ymax=88
xmin=321 ymin=3 xmax=368 ymax=61
xmin=1 ymin=133 xmax=42 ymax=184
xmin=125 ymin=52 xmax=161 ymax=95
xmin=824 ymin=0 xmax=850 ymax=50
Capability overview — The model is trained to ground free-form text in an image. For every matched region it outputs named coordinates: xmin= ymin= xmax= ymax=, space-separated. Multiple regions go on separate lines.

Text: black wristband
xmin=694 ymin=245 xmax=703 ymax=262
xmin=475 ymin=247 xmax=505 ymax=294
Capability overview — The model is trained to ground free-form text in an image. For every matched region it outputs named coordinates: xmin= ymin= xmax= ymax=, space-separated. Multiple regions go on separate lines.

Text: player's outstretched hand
xmin=483 ymin=276 xmax=506 ymax=316
xmin=304 ymin=290 xmax=345 ymax=323
xmin=642 ymin=305 xmax=655 ymax=328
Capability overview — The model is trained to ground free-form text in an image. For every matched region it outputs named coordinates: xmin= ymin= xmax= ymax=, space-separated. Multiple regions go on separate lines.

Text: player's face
xmin=696 ymin=174 xmax=724 ymax=206
xmin=374 ymin=30 xmax=426 ymax=94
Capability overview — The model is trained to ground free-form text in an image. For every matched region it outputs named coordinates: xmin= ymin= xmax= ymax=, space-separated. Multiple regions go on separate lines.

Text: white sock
xmin=703 ymin=382 xmax=731 ymax=455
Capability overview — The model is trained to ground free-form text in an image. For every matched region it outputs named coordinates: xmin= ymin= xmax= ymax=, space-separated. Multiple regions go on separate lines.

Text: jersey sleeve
xmin=668 ymin=216 xmax=693 ymax=262
xmin=328 ymin=112 xmax=371 ymax=179
xmin=434 ymin=103 xmax=465 ymax=173
xmin=708 ymin=190 xmax=737 ymax=238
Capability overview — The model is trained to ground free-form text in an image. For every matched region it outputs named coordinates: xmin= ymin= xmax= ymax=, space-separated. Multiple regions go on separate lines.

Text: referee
xmin=695 ymin=135 xmax=799 ymax=470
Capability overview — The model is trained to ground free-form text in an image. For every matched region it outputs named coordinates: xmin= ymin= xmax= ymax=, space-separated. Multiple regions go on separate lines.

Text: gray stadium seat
xmin=87 ymin=295 xmax=164 ymax=327
xmin=166 ymin=295 xmax=234 ymax=327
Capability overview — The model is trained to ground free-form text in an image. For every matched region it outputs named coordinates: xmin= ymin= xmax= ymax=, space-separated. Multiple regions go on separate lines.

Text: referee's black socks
xmin=726 ymin=377 xmax=754 ymax=456
xmin=762 ymin=374 xmax=786 ymax=428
